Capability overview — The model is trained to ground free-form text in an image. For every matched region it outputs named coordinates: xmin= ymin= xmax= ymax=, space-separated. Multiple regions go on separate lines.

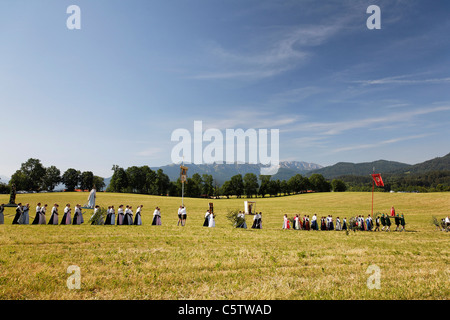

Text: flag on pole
xmin=371 ymin=173 xmax=384 ymax=187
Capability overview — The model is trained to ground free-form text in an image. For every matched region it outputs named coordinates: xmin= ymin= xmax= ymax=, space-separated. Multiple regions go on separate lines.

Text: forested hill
xmin=306 ymin=160 xmax=412 ymax=179
xmin=391 ymin=152 xmax=450 ymax=174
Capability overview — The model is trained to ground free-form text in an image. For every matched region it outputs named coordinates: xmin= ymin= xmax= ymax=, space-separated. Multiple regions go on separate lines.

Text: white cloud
xmin=330 ymin=134 xmax=432 ymax=153
xmin=190 ymin=21 xmax=345 ymax=81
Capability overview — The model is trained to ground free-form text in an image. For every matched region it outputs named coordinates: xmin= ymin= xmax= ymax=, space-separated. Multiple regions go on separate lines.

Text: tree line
xmin=2 ymin=158 xmax=105 ymax=193
xmin=339 ymin=170 xmax=450 ymax=192
xmin=0 ymin=159 xmax=347 ymax=197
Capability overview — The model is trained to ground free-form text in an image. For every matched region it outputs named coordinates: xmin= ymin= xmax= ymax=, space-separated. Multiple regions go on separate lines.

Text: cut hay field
xmin=0 ymin=192 xmax=449 ymax=300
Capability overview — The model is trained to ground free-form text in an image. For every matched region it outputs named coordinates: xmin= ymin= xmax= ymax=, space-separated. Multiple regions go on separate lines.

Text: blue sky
xmin=1 ymin=0 xmax=449 ymax=178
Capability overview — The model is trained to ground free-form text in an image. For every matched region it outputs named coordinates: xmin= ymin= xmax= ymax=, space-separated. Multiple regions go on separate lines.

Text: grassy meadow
xmin=0 ymin=191 xmax=449 ymax=300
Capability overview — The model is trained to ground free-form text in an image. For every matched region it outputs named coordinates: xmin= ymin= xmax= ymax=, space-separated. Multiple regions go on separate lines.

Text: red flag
xmin=371 ymin=173 xmax=384 ymax=187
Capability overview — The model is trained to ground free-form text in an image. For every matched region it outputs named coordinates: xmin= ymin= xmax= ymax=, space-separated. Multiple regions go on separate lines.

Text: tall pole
xmin=181 ymin=156 xmax=184 ymax=207
xmin=371 ymin=167 xmax=375 ymax=216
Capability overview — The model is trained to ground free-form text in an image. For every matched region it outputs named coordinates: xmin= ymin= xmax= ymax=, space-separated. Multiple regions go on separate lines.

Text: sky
xmin=1 ymin=0 xmax=450 ymax=179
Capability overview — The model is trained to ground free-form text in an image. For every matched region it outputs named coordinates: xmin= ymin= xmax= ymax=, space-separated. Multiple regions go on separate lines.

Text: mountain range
xmin=150 ymin=161 xmax=323 ymax=185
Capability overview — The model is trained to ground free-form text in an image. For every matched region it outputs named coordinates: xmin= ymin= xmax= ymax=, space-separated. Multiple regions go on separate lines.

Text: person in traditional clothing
xmin=385 ymin=214 xmax=391 ymax=231
xmin=208 ymin=210 xmax=215 ymax=227
xmin=39 ymin=204 xmax=47 ymax=224
xmin=342 ymin=217 xmax=348 ymax=230
xmin=282 ymin=214 xmax=289 ymax=229
xmin=117 ymin=205 xmax=124 ymax=225
xmin=73 ymin=204 xmax=82 ymax=225
xmin=381 ymin=213 xmax=386 ymax=231
xmin=12 ymin=203 xmax=23 ymax=224
xmin=105 ymin=206 xmax=115 ymax=225
xmin=293 ymin=214 xmax=300 ymax=230
xmin=252 ymin=212 xmax=262 ymax=229
xmin=152 ymin=206 xmax=162 ymax=226
xmin=203 ymin=210 xmax=210 ymax=227
xmin=61 ymin=204 xmax=72 ymax=225
xmin=303 ymin=215 xmax=308 ymax=230
xmin=134 ymin=205 xmax=143 ymax=225
xmin=335 ymin=217 xmax=341 ymax=231
xmin=180 ymin=206 xmax=187 ymax=226
xmin=251 ymin=213 xmax=258 ymax=229
xmin=359 ymin=215 xmax=365 ymax=231
xmin=236 ymin=211 xmax=247 ymax=229
xmin=330 ymin=215 xmax=335 ymax=231
xmin=394 ymin=214 xmax=400 ymax=231
xmin=48 ymin=204 xmax=59 ymax=225
xmin=0 ymin=204 xmax=4 ymax=225
xmin=320 ymin=216 xmax=326 ymax=230
xmin=444 ymin=215 xmax=450 ymax=229
xmin=400 ymin=213 xmax=406 ymax=232
xmin=19 ymin=204 xmax=30 ymax=224
xmin=123 ymin=205 xmax=131 ymax=225
xmin=109 ymin=206 xmax=116 ymax=225
xmin=124 ymin=206 xmax=134 ymax=225
xmin=311 ymin=214 xmax=318 ymax=230
xmin=390 ymin=206 xmax=395 ymax=217
xmin=105 ymin=206 xmax=112 ymax=225
xmin=32 ymin=203 xmax=42 ymax=225
xmin=374 ymin=215 xmax=381 ymax=232
xmin=366 ymin=215 xmax=372 ymax=231
xmin=177 ymin=205 xmax=183 ymax=226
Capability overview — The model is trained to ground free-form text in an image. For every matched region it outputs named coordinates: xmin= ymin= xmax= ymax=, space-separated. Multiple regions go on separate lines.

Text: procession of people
xmin=0 ymin=201 xmax=418 ymax=233
xmin=281 ymin=211 xmax=408 ymax=232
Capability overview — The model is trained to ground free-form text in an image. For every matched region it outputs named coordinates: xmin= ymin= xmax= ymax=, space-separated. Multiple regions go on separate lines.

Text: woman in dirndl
xmin=32 ymin=203 xmax=42 ymax=225
xmin=203 ymin=210 xmax=210 ymax=227
xmin=39 ymin=204 xmax=47 ymax=224
xmin=117 ymin=205 xmax=124 ymax=225
xmin=61 ymin=204 xmax=72 ymax=225
xmin=48 ymin=204 xmax=59 ymax=225
xmin=19 ymin=204 xmax=30 ymax=224
xmin=134 ymin=205 xmax=143 ymax=225
xmin=151 ymin=206 xmax=161 ymax=226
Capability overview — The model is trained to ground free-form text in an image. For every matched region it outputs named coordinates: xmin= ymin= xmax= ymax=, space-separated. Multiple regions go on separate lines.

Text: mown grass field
xmin=0 ymin=191 xmax=449 ymax=300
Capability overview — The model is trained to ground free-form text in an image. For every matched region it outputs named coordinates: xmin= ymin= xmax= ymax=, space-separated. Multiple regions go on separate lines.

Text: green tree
xmin=62 ymin=168 xmax=81 ymax=191
xmin=309 ymin=173 xmax=331 ymax=192
xmin=10 ymin=170 xmax=30 ymax=191
xmin=42 ymin=166 xmax=61 ymax=191
xmin=80 ymin=171 xmax=94 ymax=191
xmin=243 ymin=173 xmax=259 ymax=198
xmin=258 ymin=175 xmax=271 ymax=198
xmin=202 ymin=174 xmax=214 ymax=197
xmin=93 ymin=176 xmax=106 ymax=191
xmin=220 ymin=180 xmax=233 ymax=199
xmin=126 ymin=166 xmax=146 ymax=193
xmin=12 ymin=158 xmax=47 ymax=191
xmin=142 ymin=166 xmax=157 ymax=194
xmin=280 ymin=180 xmax=289 ymax=195
xmin=331 ymin=179 xmax=347 ymax=192
xmin=268 ymin=179 xmax=281 ymax=197
xmin=230 ymin=174 xmax=244 ymax=198
xmin=108 ymin=165 xmax=128 ymax=193
xmin=156 ymin=169 xmax=170 ymax=195
xmin=288 ymin=174 xmax=309 ymax=194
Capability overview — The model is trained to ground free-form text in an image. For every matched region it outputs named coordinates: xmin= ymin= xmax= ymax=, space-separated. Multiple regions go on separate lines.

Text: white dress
xmin=208 ymin=213 xmax=215 ymax=227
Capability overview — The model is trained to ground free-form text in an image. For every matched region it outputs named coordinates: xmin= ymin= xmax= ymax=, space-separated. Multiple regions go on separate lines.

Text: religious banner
xmin=180 ymin=165 xmax=188 ymax=183
xmin=371 ymin=173 xmax=384 ymax=187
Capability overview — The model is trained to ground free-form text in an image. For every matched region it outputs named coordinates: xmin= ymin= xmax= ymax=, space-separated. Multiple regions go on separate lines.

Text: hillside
xmin=393 ymin=152 xmax=450 ymax=174
xmin=306 ymin=160 xmax=412 ymax=179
